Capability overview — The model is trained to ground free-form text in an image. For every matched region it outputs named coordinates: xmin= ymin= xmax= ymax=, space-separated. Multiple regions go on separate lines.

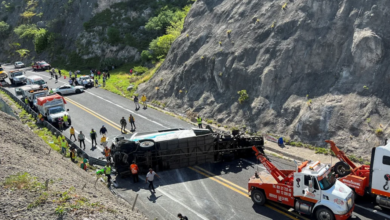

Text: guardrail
xmin=0 ymin=86 xmax=106 ymax=166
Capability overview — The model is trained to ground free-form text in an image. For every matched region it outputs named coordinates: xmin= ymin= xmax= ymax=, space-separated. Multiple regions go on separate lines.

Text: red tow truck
xmin=32 ymin=61 xmax=51 ymax=71
xmin=248 ymin=146 xmax=354 ymax=220
xmin=326 ymin=140 xmax=390 ymax=209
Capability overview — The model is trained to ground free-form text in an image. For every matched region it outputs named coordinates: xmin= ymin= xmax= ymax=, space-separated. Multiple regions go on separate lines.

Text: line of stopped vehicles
xmin=1 ymin=63 xmax=390 ymax=220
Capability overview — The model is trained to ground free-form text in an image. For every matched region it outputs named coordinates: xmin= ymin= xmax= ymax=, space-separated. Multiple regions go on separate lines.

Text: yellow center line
xmin=65 ymin=97 xmax=130 ymax=133
xmin=190 ymin=166 xmax=310 ymax=220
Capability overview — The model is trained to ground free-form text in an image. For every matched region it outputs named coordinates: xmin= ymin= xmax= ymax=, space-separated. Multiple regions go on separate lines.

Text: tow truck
xmin=16 ymin=85 xmax=48 ymax=109
xmin=326 ymin=140 xmax=390 ymax=209
xmin=248 ymin=146 xmax=354 ymax=220
xmin=36 ymin=94 xmax=71 ymax=126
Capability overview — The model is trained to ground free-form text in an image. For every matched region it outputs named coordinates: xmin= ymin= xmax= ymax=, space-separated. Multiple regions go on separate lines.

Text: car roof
xmin=27 ymin=75 xmax=43 ymax=80
xmin=9 ymin=70 xmax=23 ymax=73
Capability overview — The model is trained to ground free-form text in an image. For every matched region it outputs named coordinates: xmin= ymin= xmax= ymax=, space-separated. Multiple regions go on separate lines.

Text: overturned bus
xmin=110 ymin=127 xmax=264 ymax=176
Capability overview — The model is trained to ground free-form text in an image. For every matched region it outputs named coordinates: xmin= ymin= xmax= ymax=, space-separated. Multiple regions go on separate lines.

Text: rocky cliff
xmin=139 ymin=0 xmax=390 ymax=158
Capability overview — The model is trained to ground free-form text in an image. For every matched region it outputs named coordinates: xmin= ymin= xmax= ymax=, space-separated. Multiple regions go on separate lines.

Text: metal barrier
xmin=0 ymin=87 xmax=105 ymax=165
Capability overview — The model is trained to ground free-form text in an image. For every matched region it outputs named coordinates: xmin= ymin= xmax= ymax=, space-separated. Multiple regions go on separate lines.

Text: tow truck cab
xmin=249 ymin=160 xmax=354 ymax=220
xmin=370 ymin=144 xmax=390 ymax=208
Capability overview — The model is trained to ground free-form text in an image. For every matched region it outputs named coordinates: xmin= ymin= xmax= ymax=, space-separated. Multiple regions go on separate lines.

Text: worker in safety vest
xmin=69 ymin=126 xmax=76 ymax=141
xmin=104 ymin=146 xmax=111 ymax=162
xmin=37 ymin=113 xmax=43 ymax=124
xmin=80 ymin=158 xmax=88 ymax=171
xmin=49 ymin=88 xmax=54 ymax=94
xmin=63 ymin=114 xmax=69 ymax=127
xmin=90 ymin=129 xmax=97 ymax=148
xmin=59 ymin=135 xmax=68 ymax=156
xmin=24 ymin=97 xmax=29 ymax=107
xmin=197 ymin=116 xmax=202 ymax=128
xmin=104 ymin=163 xmax=112 ymax=186
xmin=130 ymin=161 xmax=139 ymax=183
xmin=141 ymin=94 xmax=147 ymax=109
xmin=70 ymin=148 xmax=76 ymax=163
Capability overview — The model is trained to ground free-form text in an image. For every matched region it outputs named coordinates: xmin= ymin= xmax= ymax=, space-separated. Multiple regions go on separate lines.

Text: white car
xmin=14 ymin=61 xmax=25 ymax=68
xmin=53 ymin=84 xmax=84 ymax=95
xmin=76 ymin=75 xmax=94 ymax=87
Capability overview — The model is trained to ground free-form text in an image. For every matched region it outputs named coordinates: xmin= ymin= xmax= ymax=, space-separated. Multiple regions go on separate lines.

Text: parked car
xmin=76 ymin=75 xmax=94 ymax=87
xmin=32 ymin=61 xmax=51 ymax=71
xmin=8 ymin=70 xmax=27 ymax=85
xmin=53 ymin=84 xmax=84 ymax=95
xmin=14 ymin=61 xmax=25 ymax=68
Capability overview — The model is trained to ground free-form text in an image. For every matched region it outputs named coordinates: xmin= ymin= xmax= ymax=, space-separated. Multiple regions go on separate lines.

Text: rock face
xmin=139 ymin=0 xmax=390 ymax=157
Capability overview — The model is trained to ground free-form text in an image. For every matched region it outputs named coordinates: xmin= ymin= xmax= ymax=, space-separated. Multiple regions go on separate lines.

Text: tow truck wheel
xmin=251 ymin=189 xmax=266 ymax=206
xmin=334 ymin=161 xmax=351 ymax=177
xmin=315 ymin=207 xmax=334 ymax=220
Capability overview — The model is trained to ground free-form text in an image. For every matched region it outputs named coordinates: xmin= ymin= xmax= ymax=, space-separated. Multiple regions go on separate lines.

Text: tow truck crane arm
xmin=325 ymin=140 xmax=357 ymax=170
xmin=252 ymin=146 xmax=288 ymax=184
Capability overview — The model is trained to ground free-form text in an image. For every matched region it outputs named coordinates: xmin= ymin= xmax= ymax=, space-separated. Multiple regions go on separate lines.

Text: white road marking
xmin=29 ymin=71 xmax=170 ymax=129
xmin=355 ymin=204 xmax=390 ymax=219
xmin=138 ymin=176 xmax=209 ymax=220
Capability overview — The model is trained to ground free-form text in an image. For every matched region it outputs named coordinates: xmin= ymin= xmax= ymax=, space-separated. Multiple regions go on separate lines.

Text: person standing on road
xmin=58 ymin=69 xmax=62 ymax=78
xmin=78 ymin=131 xmax=86 ymax=150
xmin=130 ymin=161 xmax=139 ymax=183
xmin=104 ymin=146 xmax=111 ymax=162
xmin=50 ymin=70 xmax=54 ymax=79
xmin=134 ymin=95 xmax=140 ymax=110
xmin=70 ymin=126 xmax=76 ymax=141
xmin=177 ymin=214 xmax=188 ymax=220
xmin=94 ymin=78 xmax=98 ymax=88
xmin=146 ymin=168 xmax=160 ymax=193
xmin=99 ymin=125 xmax=107 ymax=136
xmin=197 ymin=116 xmax=203 ymax=128
xmin=63 ymin=114 xmax=69 ymax=127
xmin=129 ymin=114 xmax=136 ymax=130
xmin=58 ymin=117 xmax=64 ymax=130
xmin=141 ymin=94 xmax=147 ymax=109
xmin=90 ymin=129 xmax=97 ymax=148
xmin=120 ymin=117 xmax=127 ymax=133
xmin=55 ymin=73 xmax=58 ymax=83
xmin=104 ymin=163 xmax=112 ymax=186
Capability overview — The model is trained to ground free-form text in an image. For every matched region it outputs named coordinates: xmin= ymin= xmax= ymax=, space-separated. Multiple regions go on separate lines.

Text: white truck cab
xmin=371 ymin=144 xmax=390 ymax=208
xmin=293 ymin=161 xmax=354 ymax=219
xmin=26 ymin=75 xmax=48 ymax=89
xmin=36 ymin=95 xmax=71 ymax=125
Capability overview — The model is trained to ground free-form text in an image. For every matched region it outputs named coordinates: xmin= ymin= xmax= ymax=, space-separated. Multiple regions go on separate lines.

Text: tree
xmin=14 ymin=24 xmax=39 ymax=39
xmin=107 ymin=27 xmax=120 ymax=45
xmin=0 ymin=21 xmax=10 ymax=36
xmin=34 ymin=29 xmax=49 ymax=53
xmin=15 ymin=49 xmax=30 ymax=58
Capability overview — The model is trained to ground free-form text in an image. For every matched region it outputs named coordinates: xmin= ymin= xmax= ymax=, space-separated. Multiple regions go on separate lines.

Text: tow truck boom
xmin=252 ymin=146 xmax=288 ymax=184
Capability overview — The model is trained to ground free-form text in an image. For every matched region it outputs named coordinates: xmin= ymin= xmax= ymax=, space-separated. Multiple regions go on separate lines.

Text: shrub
xmin=363 ymin=85 xmax=368 ymax=90
xmin=133 ymin=66 xmax=149 ymax=75
xmin=14 ymin=24 xmax=39 ymax=39
xmin=107 ymin=27 xmax=121 ymax=45
xmin=0 ymin=21 xmax=10 ymax=36
xmin=375 ymin=128 xmax=383 ymax=136
xmin=237 ymin=90 xmax=249 ymax=103
xmin=141 ymin=50 xmax=153 ymax=61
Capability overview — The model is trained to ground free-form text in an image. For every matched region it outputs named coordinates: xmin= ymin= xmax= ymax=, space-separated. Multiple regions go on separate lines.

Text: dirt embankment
xmin=0 ymin=110 xmax=145 ymax=220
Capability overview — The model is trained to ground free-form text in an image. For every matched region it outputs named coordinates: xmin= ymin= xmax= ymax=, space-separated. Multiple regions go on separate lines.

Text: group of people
xmin=120 ymin=114 xmax=136 ymax=132
xmin=134 ymin=94 xmax=147 ymax=110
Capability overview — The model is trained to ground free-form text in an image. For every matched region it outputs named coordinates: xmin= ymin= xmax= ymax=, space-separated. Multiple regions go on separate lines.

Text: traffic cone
xmin=64 ymin=76 xmax=66 ymax=79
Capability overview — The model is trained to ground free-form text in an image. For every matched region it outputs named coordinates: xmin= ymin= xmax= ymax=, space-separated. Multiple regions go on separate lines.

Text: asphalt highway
xmin=2 ymin=64 xmax=389 ymax=220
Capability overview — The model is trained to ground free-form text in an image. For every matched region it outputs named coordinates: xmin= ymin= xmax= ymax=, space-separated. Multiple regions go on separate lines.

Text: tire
xmin=251 ymin=189 xmax=266 ymax=206
xmin=10 ymin=79 xmax=14 ymax=85
xmin=68 ymin=118 xmax=71 ymax=126
xmin=75 ymin=89 xmax=81 ymax=94
xmin=334 ymin=161 xmax=351 ymax=177
xmin=315 ymin=207 xmax=335 ymax=220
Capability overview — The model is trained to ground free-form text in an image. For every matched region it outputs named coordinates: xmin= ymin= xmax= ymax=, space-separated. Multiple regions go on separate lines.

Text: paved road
xmin=2 ymin=65 xmax=389 ymax=220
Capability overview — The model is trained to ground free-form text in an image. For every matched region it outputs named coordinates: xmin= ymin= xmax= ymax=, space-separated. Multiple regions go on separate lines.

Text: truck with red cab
xmin=32 ymin=61 xmax=51 ymax=71
xmin=248 ymin=146 xmax=354 ymax=220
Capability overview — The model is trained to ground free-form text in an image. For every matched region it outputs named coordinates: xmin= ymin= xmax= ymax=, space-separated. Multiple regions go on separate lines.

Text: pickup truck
xmin=36 ymin=94 xmax=71 ymax=126
xmin=32 ymin=61 xmax=51 ymax=71
xmin=9 ymin=70 xmax=27 ymax=85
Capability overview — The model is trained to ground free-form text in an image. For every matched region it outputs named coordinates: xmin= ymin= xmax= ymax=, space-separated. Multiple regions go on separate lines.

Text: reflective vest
xmin=61 ymin=140 xmax=67 ymax=148
xmin=70 ymin=128 xmax=75 ymax=134
xmin=129 ymin=116 xmax=134 ymax=122
xmin=63 ymin=115 xmax=68 ymax=122
xmin=197 ymin=117 xmax=202 ymax=124
xmin=104 ymin=148 xmax=110 ymax=157
xmin=25 ymin=98 xmax=28 ymax=104
xmin=130 ymin=164 xmax=138 ymax=174
xmin=70 ymin=151 xmax=76 ymax=159
xmin=105 ymin=166 xmax=111 ymax=175
xmin=141 ymin=96 xmax=146 ymax=102
xmin=49 ymin=90 xmax=54 ymax=94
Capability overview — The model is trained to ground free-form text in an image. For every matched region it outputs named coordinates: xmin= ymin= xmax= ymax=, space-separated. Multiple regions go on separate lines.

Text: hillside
xmin=139 ymin=0 xmax=390 ymax=158
xmin=0 ymin=110 xmax=144 ymax=219
xmin=0 ymin=0 xmax=192 ymax=69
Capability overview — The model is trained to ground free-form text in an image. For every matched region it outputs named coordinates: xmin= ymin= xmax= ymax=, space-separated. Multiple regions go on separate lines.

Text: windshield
xmin=13 ymin=72 xmax=23 ymax=76
xmin=38 ymin=62 xmax=47 ymax=65
xmin=318 ymin=170 xmax=336 ymax=190
xmin=33 ymin=92 xmax=46 ymax=99
xmin=16 ymin=62 xmax=22 ymax=64
xmin=0 ymin=68 xmax=3 ymax=71
xmin=34 ymin=80 xmax=46 ymax=85
xmin=81 ymin=77 xmax=89 ymax=80
xmin=49 ymin=107 xmax=65 ymax=114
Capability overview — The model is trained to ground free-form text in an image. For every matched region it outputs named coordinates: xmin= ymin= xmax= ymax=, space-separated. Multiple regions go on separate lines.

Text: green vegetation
xmin=14 ymin=24 xmax=39 ymax=39
xmin=107 ymin=27 xmax=120 ymax=45
xmin=206 ymin=119 xmax=214 ymax=124
xmin=1 ymin=1 xmax=15 ymax=12
xmin=282 ymin=2 xmax=287 ymax=10
xmin=363 ymin=85 xmax=369 ymax=90
xmin=15 ymin=49 xmax=30 ymax=58
xmin=366 ymin=118 xmax=371 ymax=123
xmin=375 ymin=128 xmax=383 ymax=136
xmin=0 ymin=21 xmax=10 ymax=36
xmin=237 ymin=90 xmax=249 ymax=103
xmin=3 ymin=172 xmax=46 ymax=191
xmin=307 ymin=99 xmax=312 ymax=105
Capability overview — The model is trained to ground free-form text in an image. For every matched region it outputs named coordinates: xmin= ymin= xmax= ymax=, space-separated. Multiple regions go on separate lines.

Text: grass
xmin=366 ymin=118 xmax=371 ymax=123
xmin=3 ymin=172 xmax=46 ymax=191
xmin=206 ymin=119 xmax=213 ymax=124
xmin=28 ymin=192 xmax=49 ymax=209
